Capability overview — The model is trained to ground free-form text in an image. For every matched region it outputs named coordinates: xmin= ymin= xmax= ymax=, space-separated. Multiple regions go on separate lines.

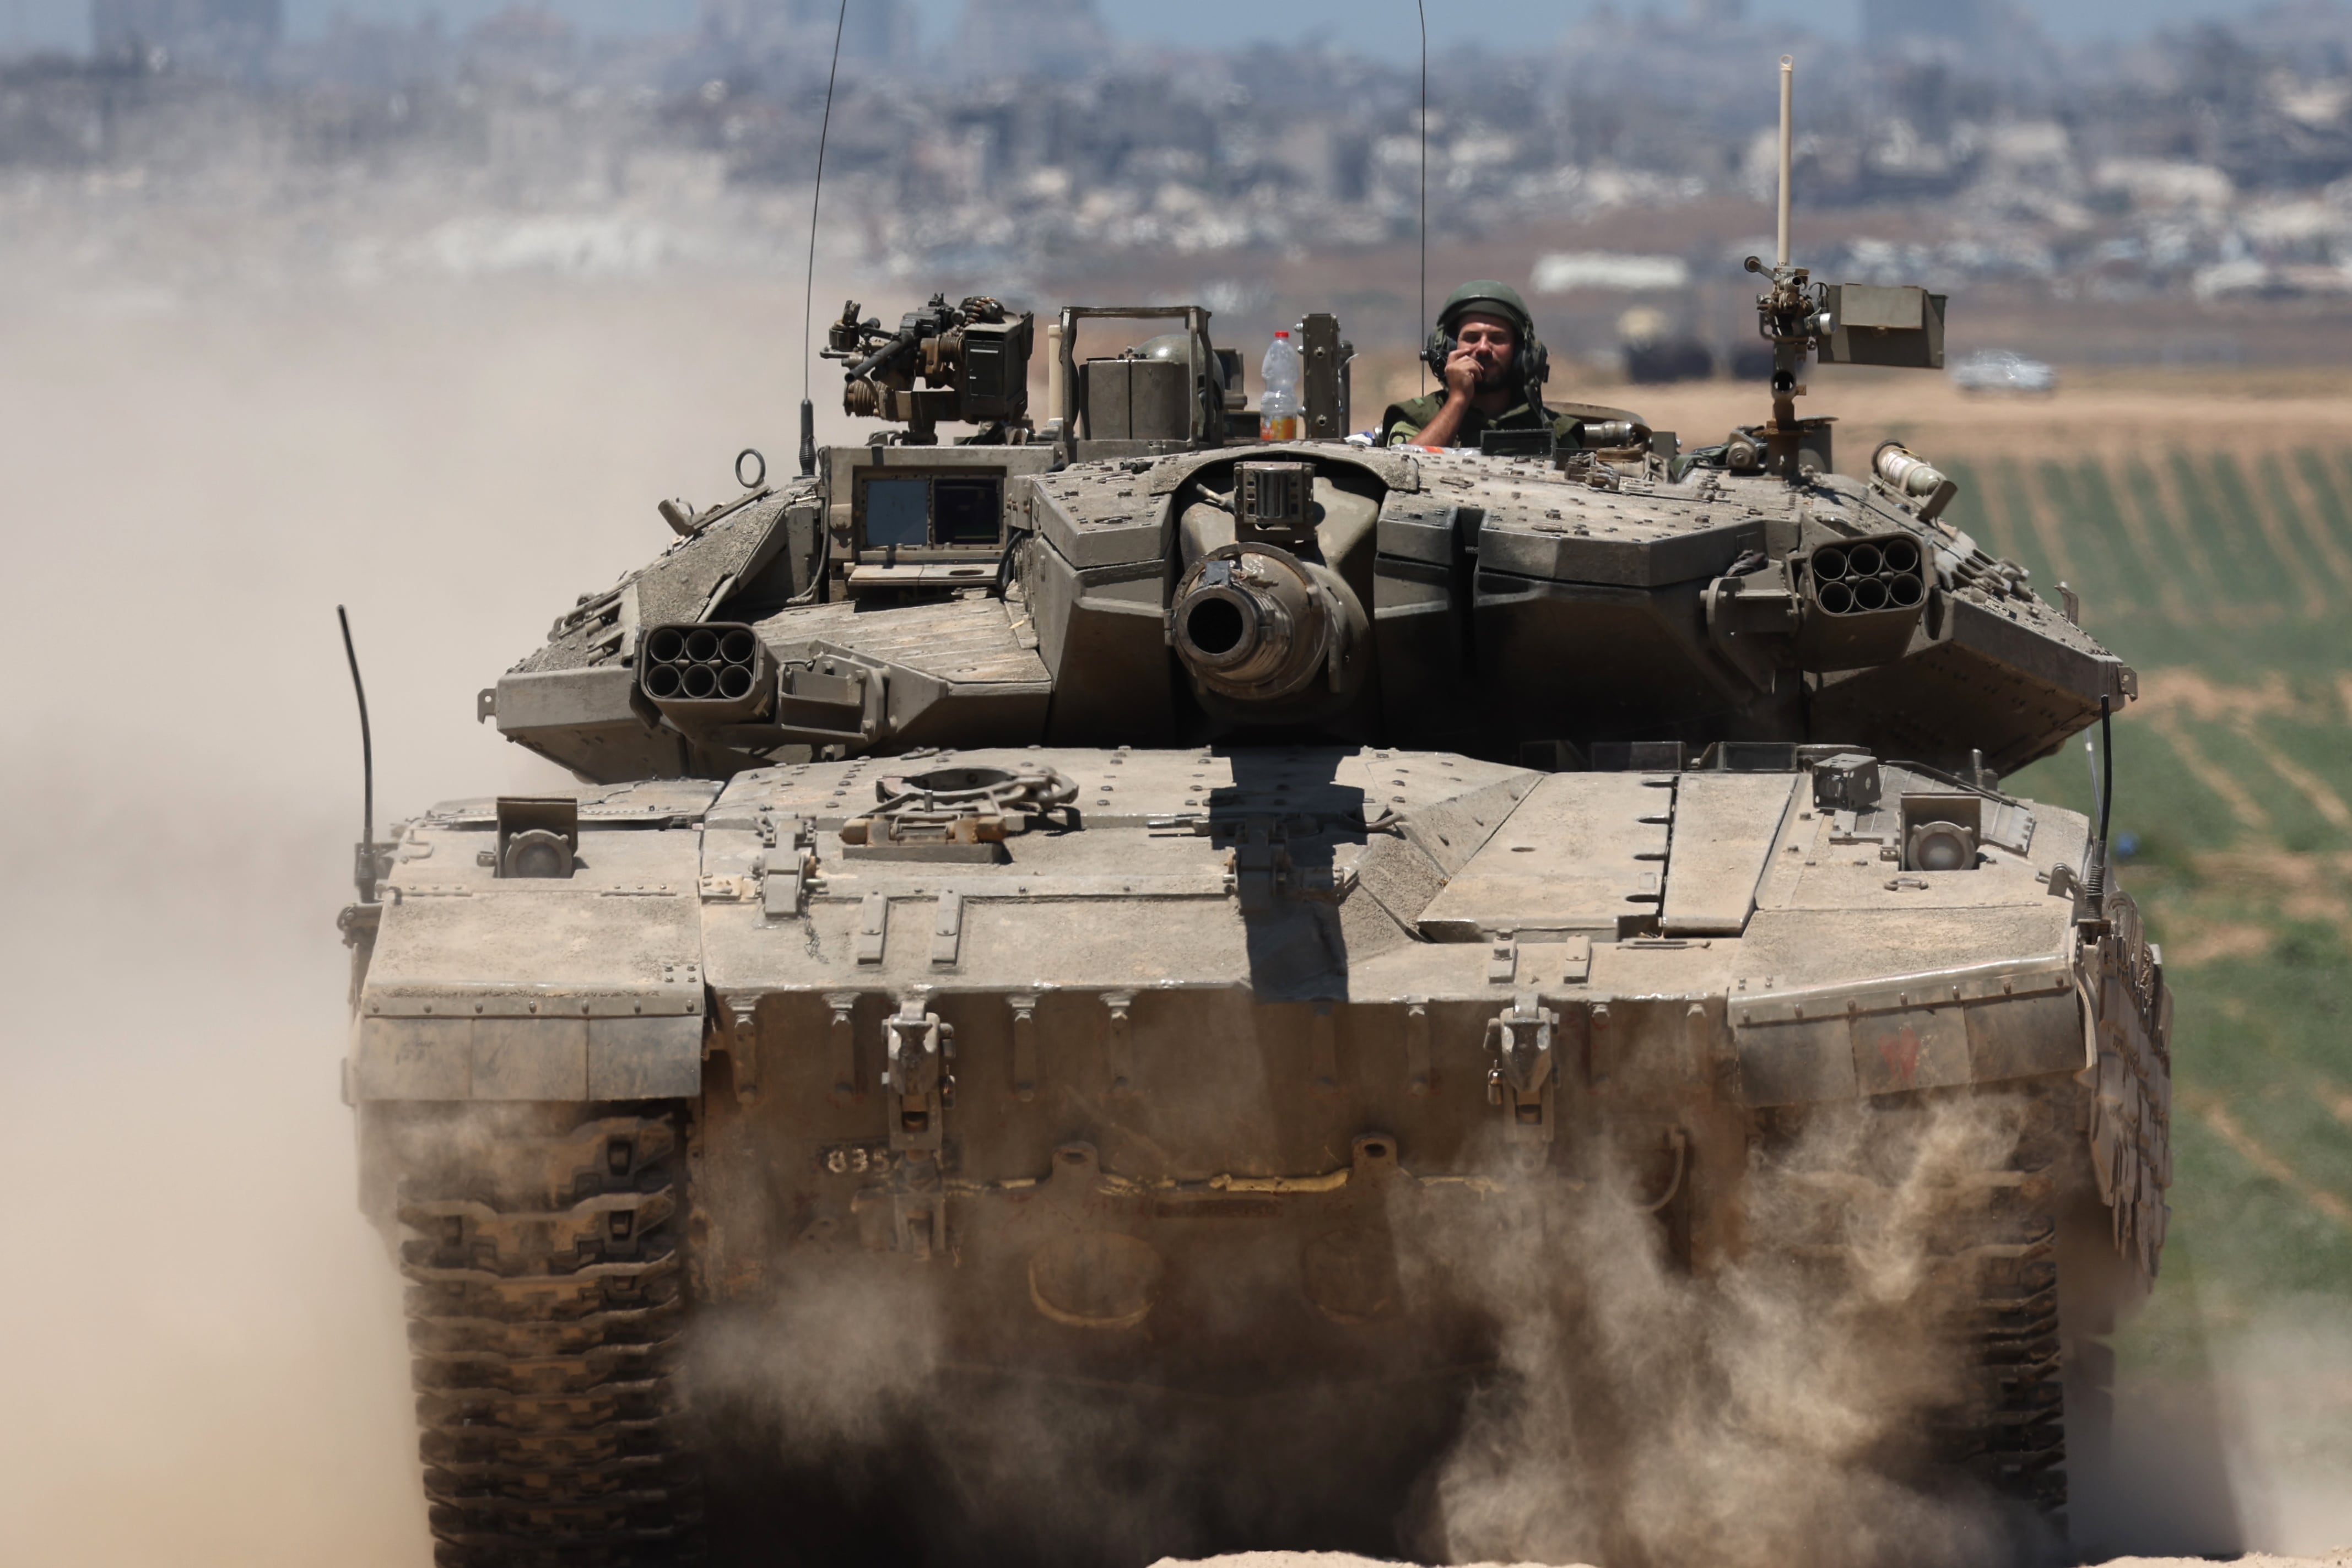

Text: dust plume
xmin=2203 ymin=1300 xmax=2352 ymax=1554
xmin=0 ymin=270 xmax=848 ymax=1567
xmin=690 ymin=1270 xmax=946 ymax=1452
xmin=684 ymin=1267 xmax=1437 ymax=1567
xmin=1399 ymin=1099 xmax=2036 ymax=1568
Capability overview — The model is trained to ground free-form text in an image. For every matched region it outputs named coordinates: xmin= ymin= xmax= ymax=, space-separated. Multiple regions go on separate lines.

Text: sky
xmin=0 ymin=0 xmax=2291 ymax=60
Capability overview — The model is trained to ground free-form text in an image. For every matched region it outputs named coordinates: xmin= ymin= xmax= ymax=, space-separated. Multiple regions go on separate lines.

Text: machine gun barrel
xmin=849 ymin=328 xmax=920 ymax=382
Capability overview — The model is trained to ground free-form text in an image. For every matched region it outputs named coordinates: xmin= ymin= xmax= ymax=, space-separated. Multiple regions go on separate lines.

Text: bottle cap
xmin=1274 ymin=330 xmax=1289 ymax=338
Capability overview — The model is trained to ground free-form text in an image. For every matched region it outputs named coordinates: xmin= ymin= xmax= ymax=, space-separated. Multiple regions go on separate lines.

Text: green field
xmin=1940 ymin=450 xmax=2352 ymax=1353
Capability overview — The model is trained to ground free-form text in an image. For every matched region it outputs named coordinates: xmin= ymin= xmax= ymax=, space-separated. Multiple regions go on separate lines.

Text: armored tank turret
xmin=341 ymin=255 xmax=2172 ymax=1563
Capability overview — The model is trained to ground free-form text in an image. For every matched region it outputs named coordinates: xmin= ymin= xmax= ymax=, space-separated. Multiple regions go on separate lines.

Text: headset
xmin=1423 ymin=299 xmax=1550 ymax=409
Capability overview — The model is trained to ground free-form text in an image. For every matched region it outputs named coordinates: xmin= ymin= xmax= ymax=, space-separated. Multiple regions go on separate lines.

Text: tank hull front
xmin=348 ymin=746 xmax=2173 ymax=1565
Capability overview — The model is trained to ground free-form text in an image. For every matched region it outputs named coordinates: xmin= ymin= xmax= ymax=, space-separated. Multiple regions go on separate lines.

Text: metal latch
xmin=760 ymin=817 xmax=816 ymax=917
xmin=1484 ymin=991 xmax=1559 ymax=1144
xmin=854 ymin=1161 xmax=948 ymax=1262
xmin=724 ymin=994 xmax=761 ymax=1105
xmin=881 ymin=999 xmax=955 ymax=1153
xmin=824 ymin=991 xmax=859 ymax=1104
xmin=1230 ymin=817 xmax=1285 ymax=911
xmin=889 ymin=1168 xmax=947 ymax=1262
xmin=1223 ymin=815 xmax=1348 ymax=910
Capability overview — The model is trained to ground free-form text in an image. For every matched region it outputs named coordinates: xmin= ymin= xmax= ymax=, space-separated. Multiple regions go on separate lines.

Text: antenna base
xmin=1751 ymin=264 xmax=1825 ymax=481
xmin=1758 ymin=415 xmax=1835 ymax=483
xmin=353 ymin=840 xmax=384 ymax=905
xmin=337 ymin=897 xmax=381 ymax=950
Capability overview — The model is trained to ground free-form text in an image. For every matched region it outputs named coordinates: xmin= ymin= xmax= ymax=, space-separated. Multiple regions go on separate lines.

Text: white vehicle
xmin=1951 ymin=348 xmax=2059 ymax=394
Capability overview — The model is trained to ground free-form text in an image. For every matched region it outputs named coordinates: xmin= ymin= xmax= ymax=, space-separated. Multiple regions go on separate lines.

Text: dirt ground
xmin=1164 ymin=1556 xmax=2352 ymax=1568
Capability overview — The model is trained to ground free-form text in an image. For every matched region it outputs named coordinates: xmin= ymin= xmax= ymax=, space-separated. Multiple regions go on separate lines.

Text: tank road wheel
xmin=394 ymin=1108 xmax=701 ymax=1567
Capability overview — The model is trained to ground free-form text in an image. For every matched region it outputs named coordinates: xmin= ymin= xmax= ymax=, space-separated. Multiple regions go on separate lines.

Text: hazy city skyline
xmin=0 ymin=0 xmax=2294 ymax=59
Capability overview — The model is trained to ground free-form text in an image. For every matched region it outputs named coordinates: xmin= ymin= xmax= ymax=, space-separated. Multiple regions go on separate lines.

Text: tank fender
xmin=347 ymin=788 xmax=716 ymax=1102
xmin=1729 ymin=955 xmax=2080 ymax=1107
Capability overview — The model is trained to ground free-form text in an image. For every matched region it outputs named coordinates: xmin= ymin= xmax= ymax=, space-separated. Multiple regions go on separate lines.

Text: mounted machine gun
xmin=823 ymin=293 xmax=1035 ymax=446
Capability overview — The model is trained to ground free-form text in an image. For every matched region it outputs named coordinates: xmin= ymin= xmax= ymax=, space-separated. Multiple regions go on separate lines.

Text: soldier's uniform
xmin=1378 ymin=393 xmax=1583 ymax=449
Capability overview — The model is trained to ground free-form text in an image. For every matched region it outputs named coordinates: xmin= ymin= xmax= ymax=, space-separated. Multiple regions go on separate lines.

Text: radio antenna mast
xmin=1776 ymin=53 xmax=1793 ymax=267
xmin=799 ymin=0 xmax=850 ymax=478
xmin=1743 ymin=53 xmax=1814 ymax=483
xmin=2082 ymin=695 xmax=2116 ymax=913
xmin=1416 ymin=0 xmax=1429 ymax=396
xmin=336 ymin=605 xmax=377 ymax=904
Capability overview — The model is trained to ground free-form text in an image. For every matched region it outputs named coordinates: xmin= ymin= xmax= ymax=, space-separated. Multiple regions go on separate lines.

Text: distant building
xmin=1861 ymin=0 xmax=2002 ymax=50
xmin=466 ymin=7 xmax=578 ymax=82
xmin=955 ymin=0 xmax=1109 ymax=78
xmin=700 ymin=0 xmax=915 ymax=65
xmin=91 ymin=0 xmax=282 ymax=67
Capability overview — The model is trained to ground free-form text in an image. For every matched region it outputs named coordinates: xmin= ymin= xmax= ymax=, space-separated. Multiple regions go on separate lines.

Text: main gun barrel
xmin=1168 ymin=543 xmax=1362 ymax=709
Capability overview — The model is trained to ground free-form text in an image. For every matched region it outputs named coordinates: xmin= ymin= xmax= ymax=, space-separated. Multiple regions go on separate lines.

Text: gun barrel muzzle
xmin=1169 ymin=545 xmax=1351 ymax=706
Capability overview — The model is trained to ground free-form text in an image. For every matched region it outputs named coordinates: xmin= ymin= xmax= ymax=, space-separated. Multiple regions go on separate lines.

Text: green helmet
xmin=1425 ymin=280 xmax=1548 ymax=392
xmin=1437 ymin=280 xmax=1534 ymax=339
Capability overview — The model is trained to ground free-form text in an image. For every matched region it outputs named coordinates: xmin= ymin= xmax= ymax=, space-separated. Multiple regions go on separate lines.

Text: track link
xmin=1770 ymin=1086 xmax=2075 ymax=1527
xmin=1953 ymin=1148 xmax=2068 ymax=1516
xmin=397 ymin=1113 xmax=701 ymax=1568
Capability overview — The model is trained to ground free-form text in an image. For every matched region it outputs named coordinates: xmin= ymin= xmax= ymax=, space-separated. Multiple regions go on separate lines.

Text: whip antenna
xmin=2107 ymin=700 xmax=2126 ymax=869
xmin=2081 ymin=694 xmax=2116 ymax=910
xmin=1417 ymin=0 xmax=1428 ymax=396
xmin=1776 ymin=54 xmax=1793 ymax=267
xmin=2099 ymin=696 xmax=2116 ymax=866
xmin=799 ymin=0 xmax=850 ymax=478
xmin=336 ymin=605 xmax=377 ymax=904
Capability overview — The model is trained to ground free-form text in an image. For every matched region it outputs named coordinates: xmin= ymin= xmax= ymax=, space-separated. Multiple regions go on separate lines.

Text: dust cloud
xmin=0 ymin=272 xmax=838 ymax=1566
xmin=1389 ymin=1099 xmax=2029 ymax=1568
xmin=2193 ymin=1301 xmax=2352 ymax=1554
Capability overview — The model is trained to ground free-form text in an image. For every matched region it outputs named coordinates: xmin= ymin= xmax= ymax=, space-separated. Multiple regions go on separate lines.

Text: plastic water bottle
xmin=1259 ymin=329 xmax=1302 ymax=441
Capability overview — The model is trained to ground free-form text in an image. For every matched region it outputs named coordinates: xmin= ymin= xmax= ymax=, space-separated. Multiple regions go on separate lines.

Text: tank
xmin=340 ymin=278 xmax=2174 ymax=1567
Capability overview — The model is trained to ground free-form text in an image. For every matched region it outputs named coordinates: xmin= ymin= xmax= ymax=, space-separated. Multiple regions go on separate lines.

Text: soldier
xmin=1381 ymin=281 xmax=1559 ymax=448
xmin=1381 ymin=280 xmax=1639 ymax=450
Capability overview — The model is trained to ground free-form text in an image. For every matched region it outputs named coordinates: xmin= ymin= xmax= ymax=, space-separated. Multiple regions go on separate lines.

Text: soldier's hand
xmin=1443 ymin=343 xmax=1484 ymax=400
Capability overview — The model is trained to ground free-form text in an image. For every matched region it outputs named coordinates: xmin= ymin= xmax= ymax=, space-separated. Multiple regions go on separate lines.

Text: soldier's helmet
xmin=1425 ymin=280 xmax=1548 ymax=392
xmin=1436 ymin=279 xmax=1535 ymax=341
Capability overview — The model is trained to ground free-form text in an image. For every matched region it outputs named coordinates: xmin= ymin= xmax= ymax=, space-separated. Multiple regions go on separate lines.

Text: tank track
xmin=396 ymin=1111 xmax=701 ymax=1567
xmin=1949 ymin=1095 xmax=2068 ymax=1520
xmin=1770 ymin=1084 xmax=2072 ymax=1526
xmin=2086 ymin=890 xmax=2173 ymax=1283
